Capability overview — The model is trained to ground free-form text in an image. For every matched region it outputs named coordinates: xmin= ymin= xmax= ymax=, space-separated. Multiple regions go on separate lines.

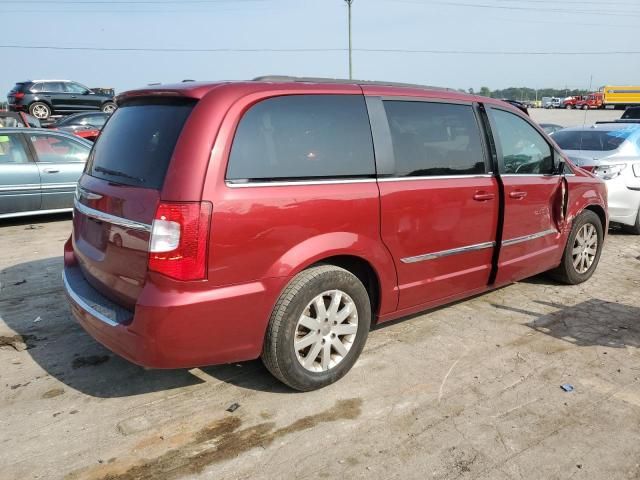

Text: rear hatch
xmin=72 ymin=98 xmax=196 ymax=309
xmin=7 ymin=82 xmax=27 ymax=105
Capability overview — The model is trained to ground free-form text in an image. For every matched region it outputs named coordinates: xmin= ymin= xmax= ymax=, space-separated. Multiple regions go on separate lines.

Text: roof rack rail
xmin=252 ymin=75 xmax=453 ymax=92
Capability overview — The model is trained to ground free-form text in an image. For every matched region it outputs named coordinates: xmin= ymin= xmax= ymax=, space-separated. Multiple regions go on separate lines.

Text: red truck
xmin=562 ymin=96 xmax=585 ymax=109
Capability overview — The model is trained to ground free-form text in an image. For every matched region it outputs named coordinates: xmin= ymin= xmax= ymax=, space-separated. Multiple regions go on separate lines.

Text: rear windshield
xmin=10 ymin=83 xmax=27 ymax=93
xmin=86 ymin=100 xmax=195 ymax=189
xmin=622 ymin=108 xmax=640 ymax=120
xmin=552 ymin=129 xmax=634 ymax=151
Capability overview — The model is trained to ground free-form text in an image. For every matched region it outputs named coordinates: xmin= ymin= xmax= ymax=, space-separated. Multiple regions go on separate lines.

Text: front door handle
xmin=473 ymin=191 xmax=495 ymax=201
xmin=509 ymin=190 xmax=528 ymax=199
xmin=43 ymin=168 xmax=60 ymax=174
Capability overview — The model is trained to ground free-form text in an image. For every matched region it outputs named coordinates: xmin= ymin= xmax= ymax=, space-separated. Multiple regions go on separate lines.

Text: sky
xmin=1 ymin=0 xmax=639 ymax=96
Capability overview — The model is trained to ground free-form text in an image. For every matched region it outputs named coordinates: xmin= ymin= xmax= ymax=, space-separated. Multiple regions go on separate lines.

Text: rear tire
xmin=262 ymin=265 xmax=371 ymax=391
xmin=29 ymin=102 xmax=51 ymax=120
xmin=549 ymin=210 xmax=603 ymax=284
xmin=623 ymin=208 xmax=640 ymax=235
xmin=101 ymin=102 xmax=117 ymax=114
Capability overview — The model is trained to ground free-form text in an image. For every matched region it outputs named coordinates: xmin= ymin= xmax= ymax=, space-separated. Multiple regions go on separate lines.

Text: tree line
xmin=465 ymin=87 xmax=591 ymax=100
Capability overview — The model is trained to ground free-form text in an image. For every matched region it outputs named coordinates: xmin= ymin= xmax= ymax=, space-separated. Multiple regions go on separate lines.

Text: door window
xmin=30 ymin=134 xmax=89 ymax=163
xmin=491 ymin=109 xmax=553 ymax=174
xmin=64 ymin=82 xmax=89 ymax=94
xmin=44 ymin=82 xmax=65 ymax=93
xmin=227 ymin=95 xmax=375 ymax=181
xmin=383 ymin=101 xmax=486 ymax=177
xmin=0 ymin=134 xmax=30 ymax=164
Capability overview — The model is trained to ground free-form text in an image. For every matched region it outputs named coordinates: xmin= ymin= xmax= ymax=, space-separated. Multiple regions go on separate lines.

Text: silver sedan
xmin=0 ymin=128 xmax=91 ymax=219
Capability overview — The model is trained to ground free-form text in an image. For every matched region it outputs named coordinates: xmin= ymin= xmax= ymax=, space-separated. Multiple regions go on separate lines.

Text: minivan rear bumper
xmin=63 ymin=238 xmax=282 ymax=369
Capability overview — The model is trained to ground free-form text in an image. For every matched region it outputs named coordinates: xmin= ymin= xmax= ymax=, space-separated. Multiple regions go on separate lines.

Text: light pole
xmin=345 ymin=0 xmax=354 ymax=79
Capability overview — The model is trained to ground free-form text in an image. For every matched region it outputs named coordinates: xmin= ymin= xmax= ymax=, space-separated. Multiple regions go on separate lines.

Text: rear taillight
xmin=14 ymin=92 xmax=25 ymax=100
xmin=148 ymin=202 xmax=212 ymax=281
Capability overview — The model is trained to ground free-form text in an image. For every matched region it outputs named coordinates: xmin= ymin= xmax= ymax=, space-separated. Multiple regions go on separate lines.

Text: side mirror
xmin=553 ymin=151 xmax=566 ymax=175
xmin=84 ymin=90 xmax=93 ymax=95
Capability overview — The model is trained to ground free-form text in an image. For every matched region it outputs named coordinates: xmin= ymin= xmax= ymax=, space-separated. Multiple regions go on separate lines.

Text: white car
xmin=553 ymin=124 xmax=640 ymax=234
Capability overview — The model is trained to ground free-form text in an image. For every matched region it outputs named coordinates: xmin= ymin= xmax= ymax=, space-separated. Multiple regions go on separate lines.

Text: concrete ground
xmin=1 ymin=212 xmax=640 ymax=480
xmin=529 ymin=107 xmax=623 ymax=128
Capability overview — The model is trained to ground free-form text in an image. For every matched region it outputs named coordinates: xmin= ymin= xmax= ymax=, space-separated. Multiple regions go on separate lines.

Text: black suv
xmin=7 ymin=80 xmax=117 ymax=120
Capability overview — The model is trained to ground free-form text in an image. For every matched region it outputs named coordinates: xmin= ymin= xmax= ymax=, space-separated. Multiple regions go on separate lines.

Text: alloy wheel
xmin=294 ymin=289 xmax=358 ymax=372
xmin=32 ymin=105 xmax=49 ymax=119
xmin=572 ymin=223 xmax=598 ymax=274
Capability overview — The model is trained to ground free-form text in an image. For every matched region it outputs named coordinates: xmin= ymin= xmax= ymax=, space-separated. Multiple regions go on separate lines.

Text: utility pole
xmin=345 ymin=0 xmax=354 ymax=79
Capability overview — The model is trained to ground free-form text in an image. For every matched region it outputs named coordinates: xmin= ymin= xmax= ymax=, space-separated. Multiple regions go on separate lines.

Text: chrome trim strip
xmin=502 ymin=229 xmax=557 ymax=247
xmin=0 ymin=184 xmax=40 ymax=192
xmin=62 ymin=270 xmax=119 ymax=327
xmin=378 ymin=174 xmax=493 ymax=182
xmin=41 ymin=182 xmax=77 ymax=190
xmin=226 ymin=178 xmax=377 ymax=188
xmin=401 ymin=241 xmax=495 ymax=264
xmin=73 ymin=199 xmax=152 ymax=232
xmin=500 ymin=174 xmax=558 ymax=177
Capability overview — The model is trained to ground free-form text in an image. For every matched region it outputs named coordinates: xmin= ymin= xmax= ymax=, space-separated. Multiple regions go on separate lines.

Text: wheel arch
xmin=583 ymin=204 xmax=607 ymax=232
xmin=265 ymin=232 xmax=398 ymax=318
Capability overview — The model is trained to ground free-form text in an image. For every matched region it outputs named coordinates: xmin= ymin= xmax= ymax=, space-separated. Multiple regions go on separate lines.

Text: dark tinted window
xmin=491 ymin=109 xmax=553 ymax=174
xmin=87 ymin=100 xmax=195 ymax=189
xmin=383 ymin=101 xmax=486 ymax=177
xmin=43 ymin=82 xmax=65 ymax=93
xmin=227 ymin=95 xmax=375 ymax=181
xmin=552 ymin=129 xmax=633 ymax=152
xmin=64 ymin=82 xmax=89 ymax=94
xmin=622 ymin=108 xmax=640 ymax=120
xmin=29 ymin=83 xmax=44 ymax=93
xmin=59 ymin=113 xmax=107 ymax=127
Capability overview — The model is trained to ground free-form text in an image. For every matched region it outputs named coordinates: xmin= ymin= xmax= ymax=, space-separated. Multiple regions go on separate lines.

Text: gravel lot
xmin=1 ymin=178 xmax=640 ymax=479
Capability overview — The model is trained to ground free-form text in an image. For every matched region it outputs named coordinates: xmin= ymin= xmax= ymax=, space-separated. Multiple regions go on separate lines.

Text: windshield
xmin=622 ymin=108 xmax=640 ymax=120
xmin=86 ymin=99 xmax=195 ymax=189
xmin=552 ymin=129 xmax=635 ymax=151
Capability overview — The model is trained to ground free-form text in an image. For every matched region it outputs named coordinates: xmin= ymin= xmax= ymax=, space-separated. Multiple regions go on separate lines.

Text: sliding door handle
xmin=509 ymin=190 xmax=528 ymax=199
xmin=473 ymin=191 xmax=495 ymax=201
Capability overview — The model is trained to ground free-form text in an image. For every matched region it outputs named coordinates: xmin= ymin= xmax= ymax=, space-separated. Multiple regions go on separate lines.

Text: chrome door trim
xmin=73 ymin=199 xmax=152 ymax=232
xmin=401 ymin=241 xmax=496 ymax=264
xmin=502 ymin=228 xmax=557 ymax=247
xmin=0 ymin=183 xmax=40 ymax=192
xmin=62 ymin=270 xmax=119 ymax=327
xmin=225 ymin=178 xmax=377 ymax=188
xmin=378 ymin=174 xmax=493 ymax=182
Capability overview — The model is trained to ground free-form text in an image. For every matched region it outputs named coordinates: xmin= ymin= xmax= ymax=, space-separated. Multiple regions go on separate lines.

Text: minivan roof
xmin=117 ymin=76 xmax=501 ymax=108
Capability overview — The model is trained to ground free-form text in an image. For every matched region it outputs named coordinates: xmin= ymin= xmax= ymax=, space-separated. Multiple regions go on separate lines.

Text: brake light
xmin=14 ymin=92 xmax=25 ymax=100
xmin=148 ymin=202 xmax=212 ymax=281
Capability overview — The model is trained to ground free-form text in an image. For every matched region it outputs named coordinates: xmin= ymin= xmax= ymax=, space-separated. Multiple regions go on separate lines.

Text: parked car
xmin=553 ymin=124 xmax=640 ymax=233
xmin=539 ymin=123 xmax=564 ymax=135
xmin=7 ymin=80 xmax=117 ymax=120
xmin=63 ymin=77 xmax=607 ymax=391
xmin=53 ymin=112 xmax=110 ymax=129
xmin=0 ymin=111 xmax=41 ymax=128
xmin=48 ymin=112 xmax=111 ymax=142
xmin=1 ymin=110 xmax=100 ymax=141
xmin=0 ymin=129 xmax=91 ymax=219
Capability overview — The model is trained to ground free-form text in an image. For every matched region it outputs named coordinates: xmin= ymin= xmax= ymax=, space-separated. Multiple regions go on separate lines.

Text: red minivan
xmin=63 ymin=77 xmax=608 ymax=391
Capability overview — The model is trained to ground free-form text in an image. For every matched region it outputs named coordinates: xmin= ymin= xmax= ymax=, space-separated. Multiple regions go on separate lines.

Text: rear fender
xmin=265 ymin=232 xmax=398 ymax=315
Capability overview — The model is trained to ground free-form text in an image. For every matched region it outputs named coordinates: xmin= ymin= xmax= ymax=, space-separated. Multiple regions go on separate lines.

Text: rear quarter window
xmin=226 ymin=95 xmax=375 ymax=182
xmin=86 ymin=100 xmax=195 ymax=189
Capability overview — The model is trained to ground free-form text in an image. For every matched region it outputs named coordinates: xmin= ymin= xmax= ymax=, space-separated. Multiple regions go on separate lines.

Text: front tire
xmin=549 ymin=210 xmax=603 ymax=284
xmin=101 ymin=102 xmax=117 ymax=114
xmin=262 ymin=265 xmax=371 ymax=391
xmin=29 ymin=102 xmax=51 ymax=120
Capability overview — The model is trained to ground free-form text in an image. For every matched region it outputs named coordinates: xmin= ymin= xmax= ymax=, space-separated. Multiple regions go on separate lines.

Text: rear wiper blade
xmin=94 ymin=166 xmax=144 ymax=183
